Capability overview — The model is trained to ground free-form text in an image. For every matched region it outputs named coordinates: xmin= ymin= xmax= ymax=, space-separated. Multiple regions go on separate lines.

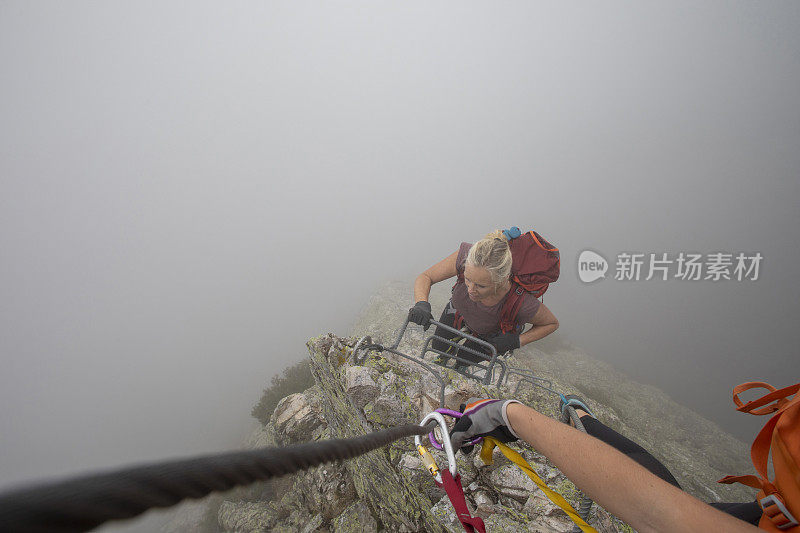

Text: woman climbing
xmin=408 ymin=229 xmax=560 ymax=371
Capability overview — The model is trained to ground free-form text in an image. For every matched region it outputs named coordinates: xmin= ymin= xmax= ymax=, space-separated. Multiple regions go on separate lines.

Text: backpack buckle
xmin=760 ymin=494 xmax=799 ymax=530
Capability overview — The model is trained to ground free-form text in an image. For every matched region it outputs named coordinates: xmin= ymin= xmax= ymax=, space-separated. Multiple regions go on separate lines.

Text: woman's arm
xmin=518 ymin=302 xmax=559 ymax=346
xmin=414 ymin=251 xmax=459 ymax=302
xmin=505 ymin=403 xmax=759 ymax=533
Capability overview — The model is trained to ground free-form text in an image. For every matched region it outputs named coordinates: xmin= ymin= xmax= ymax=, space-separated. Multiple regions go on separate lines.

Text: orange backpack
xmin=719 ymin=382 xmax=800 ymax=531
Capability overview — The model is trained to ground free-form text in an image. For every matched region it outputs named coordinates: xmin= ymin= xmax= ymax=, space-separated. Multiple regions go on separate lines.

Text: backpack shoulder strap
xmin=499 ymin=283 xmax=526 ymax=334
xmin=719 ymin=382 xmax=800 ymax=531
xmin=744 ymin=384 xmax=799 ymax=481
xmin=732 ymin=382 xmax=799 ymax=415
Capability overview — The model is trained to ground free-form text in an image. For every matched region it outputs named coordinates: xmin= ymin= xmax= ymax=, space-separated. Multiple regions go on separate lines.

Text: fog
xmin=1 ymin=2 xmax=799 ymax=531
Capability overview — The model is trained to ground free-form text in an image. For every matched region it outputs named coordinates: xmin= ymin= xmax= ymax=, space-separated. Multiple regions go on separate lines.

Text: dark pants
xmin=430 ymin=301 xmax=492 ymax=366
xmin=579 ymin=415 xmax=762 ymax=525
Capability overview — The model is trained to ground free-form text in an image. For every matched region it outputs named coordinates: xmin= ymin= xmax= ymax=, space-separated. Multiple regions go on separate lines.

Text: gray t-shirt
xmin=450 ymin=242 xmax=541 ymax=335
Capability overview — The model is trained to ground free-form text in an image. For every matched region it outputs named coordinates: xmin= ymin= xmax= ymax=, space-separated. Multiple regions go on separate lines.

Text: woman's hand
xmin=408 ymin=301 xmax=433 ymax=330
xmin=486 ymin=332 xmax=520 ymax=355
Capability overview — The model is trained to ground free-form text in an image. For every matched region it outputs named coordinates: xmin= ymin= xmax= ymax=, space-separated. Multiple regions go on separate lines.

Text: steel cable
xmin=0 ymin=421 xmax=436 ymax=533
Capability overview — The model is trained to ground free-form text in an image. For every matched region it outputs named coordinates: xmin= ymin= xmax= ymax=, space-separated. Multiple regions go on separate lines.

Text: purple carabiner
xmin=428 ymin=408 xmax=483 ymax=450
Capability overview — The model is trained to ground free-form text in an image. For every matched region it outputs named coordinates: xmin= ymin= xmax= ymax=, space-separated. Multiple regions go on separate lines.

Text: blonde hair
xmin=466 ymin=230 xmax=513 ymax=289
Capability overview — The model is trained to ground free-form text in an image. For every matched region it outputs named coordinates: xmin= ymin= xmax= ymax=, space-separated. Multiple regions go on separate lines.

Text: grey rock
xmin=343 ymin=366 xmax=380 ymax=410
xmin=218 ymin=500 xmax=279 ymax=532
xmin=454 ymin=454 xmax=478 ymax=488
xmin=472 ymin=489 xmax=494 ymax=512
xmin=332 ymin=501 xmax=377 ymax=533
xmin=483 ymin=510 xmax=533 ymax=531
xmin=489 ymin=465 xmax=538 ymax=503
xmin=294 ymin=463 xmax=357 ymax=521
xmin=279 ymin=508 xmax=315 ymax=532
xmin=271 ymin=391 xmax=325 ymax=445
xmin=524 ymin=493 xmax=560 ymax=517
xmin=414 ymin=393 xmax=440 ymax=419
xmin=430 ymin=494 xmax=461 ymax=533
xmin=309 ymin=335 xmax=447 ymax=532
xmin=537 ymin=513 xmax=575 ymax=532
xmin=300 ymin=513 xmax=324 ymax=533
xmin=397 ymin=452 xmax=441 ymax=502
xmin=526 ymin=518 xmax=569 ymax=533
xmin=364 ymin=394 xmax=409 ymax=427
xmin=444 ymin=378 xmax=484 ymax=411
xmin=498 ymin=495 xmax=524 ymax=511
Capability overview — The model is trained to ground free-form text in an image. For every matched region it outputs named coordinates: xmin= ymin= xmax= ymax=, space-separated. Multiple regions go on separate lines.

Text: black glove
xmin=407 ymin=301 xmax=433 ymax=330
xmin=486 ymin=332 xmax=520 ymax=355
xmin=449 ymin=398 xmax=521 ymax=454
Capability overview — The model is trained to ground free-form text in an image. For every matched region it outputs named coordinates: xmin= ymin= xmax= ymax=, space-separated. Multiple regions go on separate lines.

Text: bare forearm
xmin=414 ymin=274 xmax=432 ymax=303
xmin=505 ymin=403 xmax=758 ymax=533
xmin=519 ymin=323 xmax=557 ymax=346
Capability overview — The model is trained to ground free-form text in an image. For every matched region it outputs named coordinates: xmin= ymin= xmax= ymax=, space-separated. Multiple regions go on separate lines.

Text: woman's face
xmin=464 ymin=264 xmax=496 ymax=302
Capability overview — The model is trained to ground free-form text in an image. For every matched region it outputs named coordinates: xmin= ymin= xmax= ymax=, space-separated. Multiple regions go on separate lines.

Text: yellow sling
xmin=481 ymin=437 xmax=598 ymax=533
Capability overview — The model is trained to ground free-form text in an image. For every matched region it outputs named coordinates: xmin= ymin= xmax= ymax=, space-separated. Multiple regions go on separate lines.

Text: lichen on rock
xmin=331 ymin=501 xmax=378 ymax=533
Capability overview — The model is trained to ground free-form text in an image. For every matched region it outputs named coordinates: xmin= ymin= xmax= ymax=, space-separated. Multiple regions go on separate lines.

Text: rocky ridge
xmin=165 ymin=281 xmax=755 ymax=532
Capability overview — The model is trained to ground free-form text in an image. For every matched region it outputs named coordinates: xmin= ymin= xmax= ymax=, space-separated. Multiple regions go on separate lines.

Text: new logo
xmin=578 ymin=250 xmax=608 ymax=283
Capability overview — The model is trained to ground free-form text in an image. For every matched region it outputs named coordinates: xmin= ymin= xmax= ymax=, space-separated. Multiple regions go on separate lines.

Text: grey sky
xmin=1 ymin=2 xmax=799 ymax=530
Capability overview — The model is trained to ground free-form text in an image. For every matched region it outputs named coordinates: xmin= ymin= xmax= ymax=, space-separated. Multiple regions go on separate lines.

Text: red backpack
xmin=718 ymin=382 xmax=800 ymax=532
xmin=454 ymin=227 xmax=560 ymax=334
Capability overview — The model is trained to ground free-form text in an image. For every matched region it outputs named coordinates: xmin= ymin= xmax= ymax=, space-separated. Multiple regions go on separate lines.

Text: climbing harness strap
xmin=438 ymin=469 xmax=486 ymax=533
xmin=481 ymin=437 xmax=598 ymax=533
